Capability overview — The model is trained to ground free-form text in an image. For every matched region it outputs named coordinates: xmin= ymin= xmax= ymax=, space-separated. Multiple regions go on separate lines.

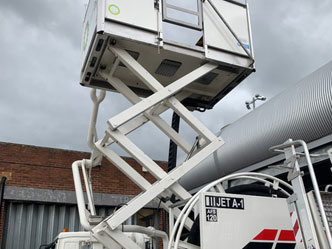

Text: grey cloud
xmin=1 ymin=0 xmax=332 ymax=161
xmin=0 ymin=0 xmax=84 ymax=48
xmin=248 ymin=0 xmax=332 ymax=93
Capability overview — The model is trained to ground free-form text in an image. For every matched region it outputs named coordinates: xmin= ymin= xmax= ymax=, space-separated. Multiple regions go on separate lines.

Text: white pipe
xmin=81 ymin=160 xmax=96 ymax=216
xmin=72 ymin=160 xmax=93 ymax=230
xmin=123 ymin=225 xmax=168 ymax=249
xmin=325 ymin=185 xmax=332 ymax=192
xmin=87 ymin=89 xmax=106 ymax=150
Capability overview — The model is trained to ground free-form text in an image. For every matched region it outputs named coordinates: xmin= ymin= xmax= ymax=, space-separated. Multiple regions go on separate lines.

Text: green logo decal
xmin=108 ymin=4 xmax=120 ymax=15
xmin=83 ymin=22 xmax=89 ymax=51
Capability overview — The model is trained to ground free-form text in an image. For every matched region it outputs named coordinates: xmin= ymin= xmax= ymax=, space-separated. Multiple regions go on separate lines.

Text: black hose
xmin=39 ymin=239 xmax=57 ymax=249
xmin=225 ymin=183 xmax=289 ymax=198
xmin=165 ymin=112 xmax=181 ymax=234
xmin=167 ymin=112 xmax=180 ymax=172
xmin=0 ymin=176 xmax=6 ymax=204
xmin=0 ymin=177 xmax=7 ymax=224
xmin=0 ymin=176 xmax=7 ymax=249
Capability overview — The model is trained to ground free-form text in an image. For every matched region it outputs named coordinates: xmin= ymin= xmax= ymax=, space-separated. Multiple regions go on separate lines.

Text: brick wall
xmin=0 ymin=142 xmax=167 ymax=195
xmin=0 ymin=142 xmax=168 ymax=247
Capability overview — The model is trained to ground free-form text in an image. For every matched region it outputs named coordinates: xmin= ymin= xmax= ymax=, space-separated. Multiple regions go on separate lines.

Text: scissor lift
xmin=75 ymin=0 xmax=255 ymax=248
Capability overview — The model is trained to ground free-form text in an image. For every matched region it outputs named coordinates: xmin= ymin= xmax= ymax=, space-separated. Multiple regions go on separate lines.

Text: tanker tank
xmin=180 ymin=60 xmax=332 ymax=190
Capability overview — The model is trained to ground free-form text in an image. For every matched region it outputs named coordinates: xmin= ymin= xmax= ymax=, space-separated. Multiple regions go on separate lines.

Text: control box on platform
xmin=81 ymin=0 xmax=255 ymax=110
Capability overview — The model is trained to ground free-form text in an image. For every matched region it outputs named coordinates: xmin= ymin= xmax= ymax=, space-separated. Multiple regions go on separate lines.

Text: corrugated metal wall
xmin=2 ymin=202 xmax=115 ymax=249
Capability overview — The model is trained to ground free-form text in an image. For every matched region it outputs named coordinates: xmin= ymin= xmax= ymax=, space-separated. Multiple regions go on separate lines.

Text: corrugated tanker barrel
xmin=180 ymin=61 xmax=332 ymax=190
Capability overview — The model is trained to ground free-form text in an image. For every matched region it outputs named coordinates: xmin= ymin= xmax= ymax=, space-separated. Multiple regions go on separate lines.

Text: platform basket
xmin=80 ymin=0 xmax=255 ymax=109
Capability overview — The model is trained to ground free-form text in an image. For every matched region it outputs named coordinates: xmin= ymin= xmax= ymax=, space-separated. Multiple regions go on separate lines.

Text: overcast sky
xmin=1 ymin=0 xmax=332 ymax=161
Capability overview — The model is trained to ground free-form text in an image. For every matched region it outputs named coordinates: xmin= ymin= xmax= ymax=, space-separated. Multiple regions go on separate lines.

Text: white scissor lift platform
xmin=74 ymin=0 xmax=255 ymax=248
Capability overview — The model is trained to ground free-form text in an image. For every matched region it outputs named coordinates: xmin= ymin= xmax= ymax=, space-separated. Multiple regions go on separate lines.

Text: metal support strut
xmin=81 ymin=45 xmax=224 ymax=249
xmin=270 ymin=139 xmax=332 ymax=249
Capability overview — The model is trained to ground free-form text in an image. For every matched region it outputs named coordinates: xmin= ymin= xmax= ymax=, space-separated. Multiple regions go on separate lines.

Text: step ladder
xmin=270 ymin=139 xmax=332 ymax=249
xmin=84 ymin=45 xmax=224 ymax=249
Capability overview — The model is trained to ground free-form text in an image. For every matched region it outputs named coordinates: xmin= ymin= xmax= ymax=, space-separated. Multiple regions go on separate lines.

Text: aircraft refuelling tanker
xmin=180 ymin=61 xmax=332 ymax=190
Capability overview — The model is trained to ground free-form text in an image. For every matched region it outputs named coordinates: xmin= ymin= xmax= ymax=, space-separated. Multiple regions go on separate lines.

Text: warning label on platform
xmin=205 ymin=195 xmax=244 ymax=210
xmin=206 ymin=208 xmax=218 ymax=222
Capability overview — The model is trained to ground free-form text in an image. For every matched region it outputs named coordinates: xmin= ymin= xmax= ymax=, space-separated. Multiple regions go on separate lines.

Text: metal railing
xmin=270 ymin=140 xmax=332 ymax=248
xmin=206 ymin=0 xmax=253 ymax=60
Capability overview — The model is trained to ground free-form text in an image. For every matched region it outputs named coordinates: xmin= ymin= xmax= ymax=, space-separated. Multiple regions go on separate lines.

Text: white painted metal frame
xmin=84 ymin=45 xmax=225 ymax=248
xmin=270 ymin=139 xmax=332 ymax=249
xmin=281 ymin=145 xmax=319 ymax=249
xmin=162 ymin=0 xmax=203 ymax=30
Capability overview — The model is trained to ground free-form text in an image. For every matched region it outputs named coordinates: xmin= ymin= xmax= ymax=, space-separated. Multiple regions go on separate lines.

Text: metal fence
xmin=1 ymin=202 xmax=115 ymax=249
